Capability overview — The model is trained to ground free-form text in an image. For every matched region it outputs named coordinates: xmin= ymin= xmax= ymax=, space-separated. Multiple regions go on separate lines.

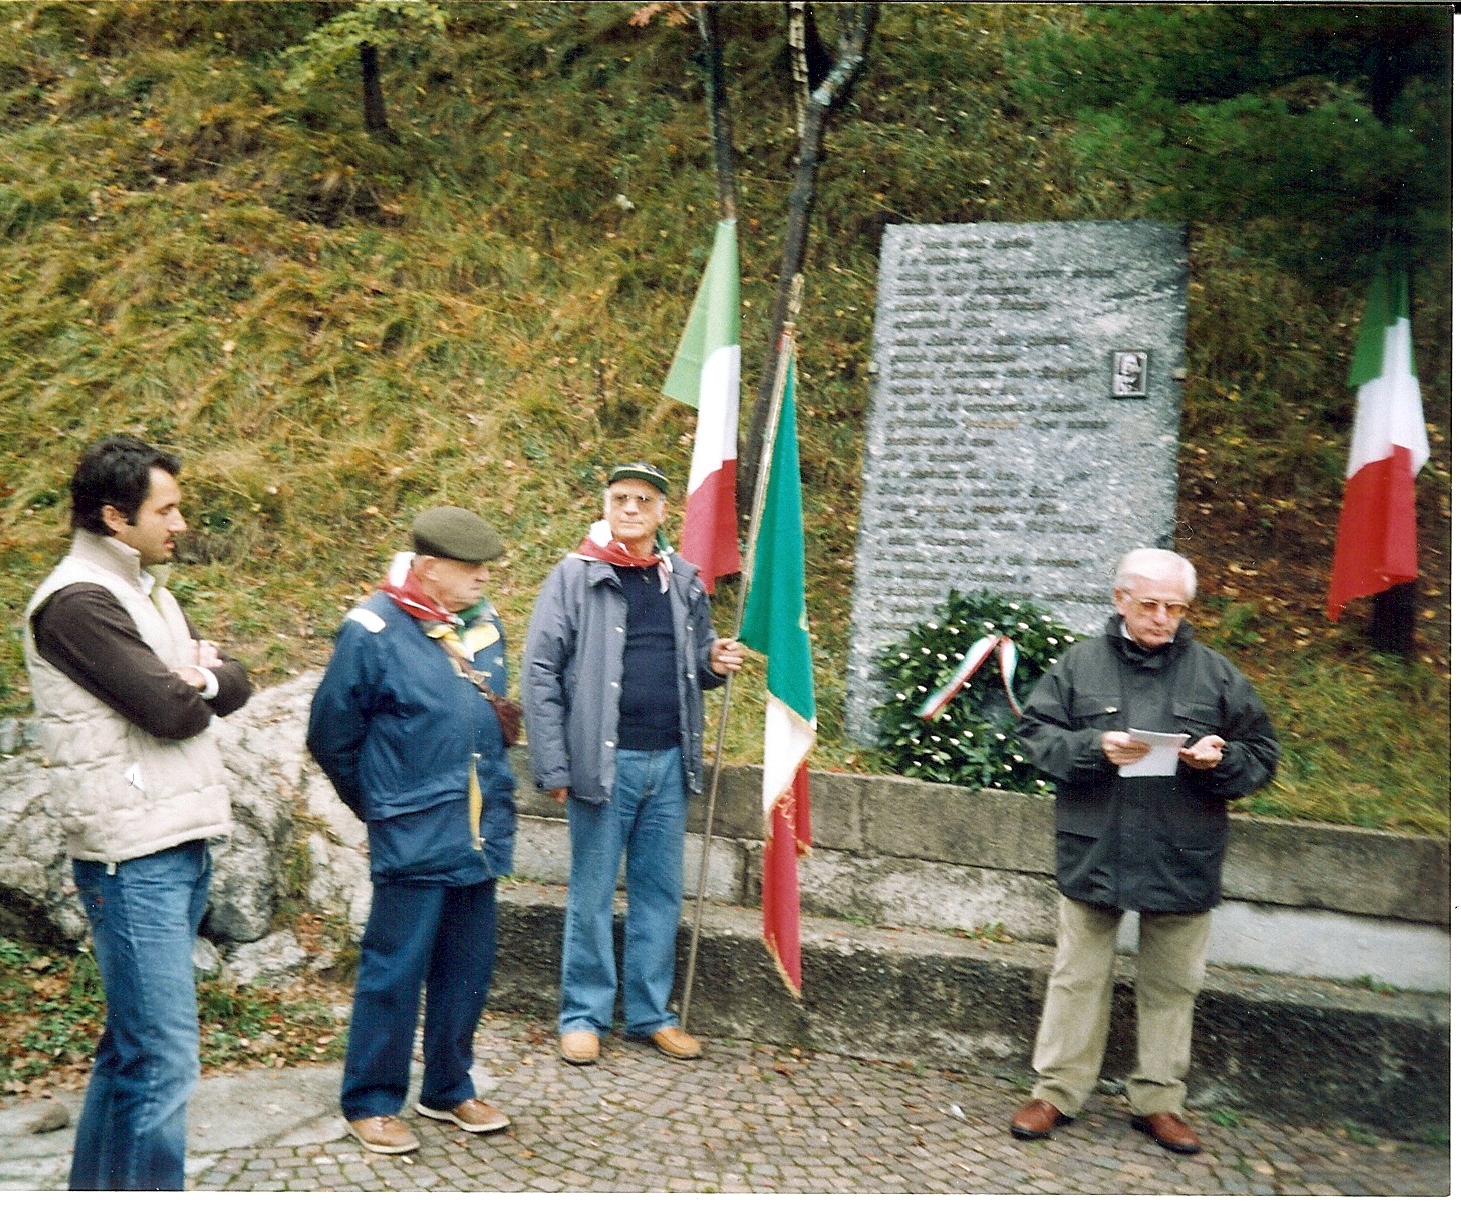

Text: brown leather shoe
xmin=346 ymin=1115 xmax=419 ymax=1155
xmin=649 ymin=1025 xmax=702 ymax=1060
xmin=1132 ymin=1111 xmax=1201 ymax=1154
xmin=560 ymin=1030 xmax=600 ymax=1065
xmin=415 ymin=1097 xmax=510 ymax=1133
xmin=1010 ymin=1098 xmax=1072 ymax=1140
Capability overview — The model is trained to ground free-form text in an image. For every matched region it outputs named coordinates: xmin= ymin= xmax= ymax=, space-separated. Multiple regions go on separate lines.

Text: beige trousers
xmin=1030 ymin=895 xmax=1212 ymax=1118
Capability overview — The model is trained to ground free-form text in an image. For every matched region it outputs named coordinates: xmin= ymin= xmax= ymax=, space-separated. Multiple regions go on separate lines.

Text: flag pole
xmin=680 ymin=276 xmax=803 ymax=1031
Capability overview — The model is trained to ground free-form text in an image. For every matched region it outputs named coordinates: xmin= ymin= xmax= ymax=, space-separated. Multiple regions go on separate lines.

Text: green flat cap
xmin=607 ymin=461 xmax=669 ymax=495
xmin=411 ymin=506 xmax=504 ymax=562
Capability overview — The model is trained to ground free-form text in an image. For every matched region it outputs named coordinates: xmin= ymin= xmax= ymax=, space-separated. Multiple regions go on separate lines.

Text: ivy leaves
xmin=873 ymin=590 xmax=1081 ymax=792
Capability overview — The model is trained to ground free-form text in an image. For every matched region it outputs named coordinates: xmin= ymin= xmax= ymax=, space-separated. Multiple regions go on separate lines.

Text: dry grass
xmin=0 ymin=3 xmax=1446 ymax=831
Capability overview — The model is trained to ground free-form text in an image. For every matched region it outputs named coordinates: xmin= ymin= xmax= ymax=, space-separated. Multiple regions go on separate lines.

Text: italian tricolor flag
xmin=1326 ymin=269 xmax=1430 ymax=622
xmin=663 ymin=219 xmax=742 ymax=591
xmin=741 ymin=340 xmax=815 ymax=997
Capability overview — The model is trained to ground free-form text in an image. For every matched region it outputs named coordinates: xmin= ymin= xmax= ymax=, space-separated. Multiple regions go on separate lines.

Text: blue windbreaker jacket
xmin=307 ymin=590 xmax=516 ymax=883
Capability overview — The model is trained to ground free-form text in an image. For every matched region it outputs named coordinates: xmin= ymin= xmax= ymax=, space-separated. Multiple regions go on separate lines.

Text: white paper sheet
xmin=1117 ymin=729 xmax=1190 ymax=778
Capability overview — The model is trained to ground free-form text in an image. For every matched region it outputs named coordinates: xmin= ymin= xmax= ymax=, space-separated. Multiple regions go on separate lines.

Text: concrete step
xmin=493 ymin=879 xmax=1448 ymax=1142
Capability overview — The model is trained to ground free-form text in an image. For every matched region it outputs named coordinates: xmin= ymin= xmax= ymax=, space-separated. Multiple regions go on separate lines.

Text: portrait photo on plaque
xmin=1111 ymin=350 xmax=1149 ymax=398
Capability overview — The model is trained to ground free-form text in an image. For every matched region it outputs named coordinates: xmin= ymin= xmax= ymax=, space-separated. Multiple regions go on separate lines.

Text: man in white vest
xmin=24 ymin=434 xmax=251 ymax=1191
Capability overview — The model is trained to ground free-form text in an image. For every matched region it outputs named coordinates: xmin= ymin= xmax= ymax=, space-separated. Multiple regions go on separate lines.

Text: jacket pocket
xmin=1160 ymin=797 xmax=1228 ymax=850
xmin=369 ymin=799 xmax=478 ymax=879
xmin=1071 ymin=694 xmax=1123 ymax=731
xmin=1055 ymin=830 xmax=1115 ymax=902
xmin=1149 ymin=840 xmax=1226 ymax=912
xmin=1171 ymin=699 xmax=1222 ymax=739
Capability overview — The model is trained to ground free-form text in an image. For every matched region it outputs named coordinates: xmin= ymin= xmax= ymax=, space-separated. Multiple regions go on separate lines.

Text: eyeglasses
xmin=608 ymin=491 xmax=662 ymax=508
xmin=1124 ymin=594 xmax=1189 ymax=618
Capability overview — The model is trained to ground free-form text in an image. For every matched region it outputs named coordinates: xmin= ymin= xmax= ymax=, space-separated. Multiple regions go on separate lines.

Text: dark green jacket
xmin=1016 ymin=617 xmax=1279 ymax=914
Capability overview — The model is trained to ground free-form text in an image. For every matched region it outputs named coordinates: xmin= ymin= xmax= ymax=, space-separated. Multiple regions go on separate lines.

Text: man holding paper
xmin=1008 ymin=549 xmax=1278 ymax=1155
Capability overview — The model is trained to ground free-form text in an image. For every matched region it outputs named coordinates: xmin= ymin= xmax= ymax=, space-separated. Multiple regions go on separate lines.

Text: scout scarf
xmin=378 ymin=554 xmax=455 ymax=626
xmin=573 ymin=519 xmax=671 ymax=592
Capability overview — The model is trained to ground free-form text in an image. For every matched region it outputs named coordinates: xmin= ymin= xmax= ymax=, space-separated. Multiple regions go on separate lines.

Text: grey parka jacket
xmin=522 ymin=551 xmax=726 ymax=805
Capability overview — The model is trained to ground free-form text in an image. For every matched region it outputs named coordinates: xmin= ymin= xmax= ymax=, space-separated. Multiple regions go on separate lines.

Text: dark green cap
xmin=607 ymin=461 xmax=669 ymax=496
xmin=411 ymin=506 xmax=504 ymax=563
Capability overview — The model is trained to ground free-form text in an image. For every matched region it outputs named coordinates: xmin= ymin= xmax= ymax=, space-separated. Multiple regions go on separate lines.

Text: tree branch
xmin=739 ymin=3 xmax=877 ymax=505
xmin=695 ymin=2 xmax=738 ymax=222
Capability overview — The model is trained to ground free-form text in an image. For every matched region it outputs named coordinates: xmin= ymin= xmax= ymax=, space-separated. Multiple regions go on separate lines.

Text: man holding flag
xmin=522 ymin=463 xmax=743 ymax=1067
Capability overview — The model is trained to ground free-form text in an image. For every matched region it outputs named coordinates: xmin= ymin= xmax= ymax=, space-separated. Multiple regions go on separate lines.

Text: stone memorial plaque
xmin=844 ymin=220 xmax=1187 ymax=743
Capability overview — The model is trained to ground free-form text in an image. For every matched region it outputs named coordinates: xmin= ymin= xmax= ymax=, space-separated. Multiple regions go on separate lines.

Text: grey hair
xmin=1113 ymin=548 xmax=1197 ymax=600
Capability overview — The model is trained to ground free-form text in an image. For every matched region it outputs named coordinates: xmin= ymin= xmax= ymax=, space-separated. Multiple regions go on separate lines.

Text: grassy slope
xmin=0 ymin=3 xmax=1448 ymax=833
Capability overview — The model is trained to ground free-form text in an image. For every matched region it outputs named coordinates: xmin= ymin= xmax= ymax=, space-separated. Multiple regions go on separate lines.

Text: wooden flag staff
xmin=679 ymin=276 xmax=803 ymax=1031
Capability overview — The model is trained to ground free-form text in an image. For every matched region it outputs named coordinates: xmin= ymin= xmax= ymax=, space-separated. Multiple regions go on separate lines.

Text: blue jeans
xmin=560 ymin=747 xmax=687 ymax=1037
xmin=69 ymin=840 xmax=211 ymax=1192
xmin=341 ymin=878 xmax=498 ymax=1120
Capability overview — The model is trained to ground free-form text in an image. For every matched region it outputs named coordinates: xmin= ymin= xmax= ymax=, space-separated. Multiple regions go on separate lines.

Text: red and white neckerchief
xmin=572 ymin=520 xmax=671 ymax=593
xmin=379 ymin=551 xmax=457 ymax=625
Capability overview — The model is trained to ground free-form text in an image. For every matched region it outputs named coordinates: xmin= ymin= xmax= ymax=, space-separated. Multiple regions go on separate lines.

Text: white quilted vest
xmin=23 ymin=531 xmax=231 ymax=863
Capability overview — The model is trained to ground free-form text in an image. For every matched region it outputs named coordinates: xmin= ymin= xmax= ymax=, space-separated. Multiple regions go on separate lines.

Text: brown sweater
xmin=30 ymin=583 xmax=251 ymax=741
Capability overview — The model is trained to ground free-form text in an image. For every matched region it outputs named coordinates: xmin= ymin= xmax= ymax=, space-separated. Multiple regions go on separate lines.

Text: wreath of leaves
xmin=873 ymin=590 xmax=1083 ymax=792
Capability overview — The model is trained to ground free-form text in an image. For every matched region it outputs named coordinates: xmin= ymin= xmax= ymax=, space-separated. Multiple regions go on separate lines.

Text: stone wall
xmin=514 ymin=759 xmax=1450 ymax=993
xmin=0 ymin=676 xmax=1447 ymax=995
xmin=490 ymin=881 xmax=1449 ymax=1140
xmin=0 ymin=674 xmax=317 ymax=952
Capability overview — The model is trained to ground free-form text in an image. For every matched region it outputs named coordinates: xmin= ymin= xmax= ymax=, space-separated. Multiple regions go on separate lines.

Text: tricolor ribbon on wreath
xmin=916 ymin=633 xmax=1023 ymax=722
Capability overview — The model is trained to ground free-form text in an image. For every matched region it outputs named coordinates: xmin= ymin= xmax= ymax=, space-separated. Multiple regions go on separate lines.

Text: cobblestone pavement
xmin=193 ymin=1013 xmax=1447 ymax=1194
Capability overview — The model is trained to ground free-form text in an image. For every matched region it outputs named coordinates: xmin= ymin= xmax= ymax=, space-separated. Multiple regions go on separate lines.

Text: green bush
xmin=874 ymin=591 xmax=1082 ymax=792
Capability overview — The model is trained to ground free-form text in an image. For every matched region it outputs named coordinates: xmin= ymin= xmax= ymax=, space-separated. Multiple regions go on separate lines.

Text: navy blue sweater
xmin=613 ymin=565 xmax=681 ymax=750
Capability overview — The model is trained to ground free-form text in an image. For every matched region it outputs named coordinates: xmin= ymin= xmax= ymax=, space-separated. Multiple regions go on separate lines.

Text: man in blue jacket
xmin=522 ymin=462 xmax=743 ymax=1067
xmin=308 ymin=506 xmax=516 ymax=1156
